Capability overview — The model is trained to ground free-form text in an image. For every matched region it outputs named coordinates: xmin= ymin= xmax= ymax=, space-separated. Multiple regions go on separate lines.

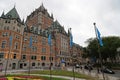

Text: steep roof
xmin=3 ymin=7 xmax=21 ymax=21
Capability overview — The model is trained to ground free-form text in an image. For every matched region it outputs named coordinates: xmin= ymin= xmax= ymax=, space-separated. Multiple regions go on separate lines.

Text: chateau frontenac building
xmin=0 ymin=4 xmax=83 ymax=70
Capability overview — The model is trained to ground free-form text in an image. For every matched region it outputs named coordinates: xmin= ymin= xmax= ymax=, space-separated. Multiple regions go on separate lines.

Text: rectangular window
xmin=31 ymin=56 xmax=36 ymax=60
xmin=24 ymin=63 xmax=27 ymax=66
xmin=14 ymin=42 xmax=18 ymax=49
xmin=13 ymin=54 xmax=16 ymax=59
xmin=32 ymin=46 xmax=37 ymax=52
xmin=32 ymin=63 xmax=35 ymax=66
xmin=16 ymin=35 xmax=19 ymax=39
xmin=23 ymin=46 xmax=26 ymax=51
xmin=1 ymin=41 xmax=6 ymax=48
xmin=42 ymin=38 xmax=46 ymax=45
xmin=49 ymin=57 xmax=53 ymax=61
xmin=2 ymin=32 xmax=8 ymax=37
xmin=42 ymin=48 xmax=46 ymax=53
xmin=41 ymin=56 xmax=46 ymax=61
xmin=0 ymin=53 xmax=4 ymax=58
xmin=22 ymin=55 xmax=26 ymax=59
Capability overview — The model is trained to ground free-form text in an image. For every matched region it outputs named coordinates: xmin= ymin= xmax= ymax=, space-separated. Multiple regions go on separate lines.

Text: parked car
xmin=84 ymin=65 xmax=93 ymax=70
xmin=75 ymin=64 xmax=80 ymax=68
xmin=101 ymin=67 xmax=115 ymax=74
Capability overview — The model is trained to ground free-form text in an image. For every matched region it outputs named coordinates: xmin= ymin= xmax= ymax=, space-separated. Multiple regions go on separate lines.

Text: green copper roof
xmin=4 ymin=7 xmax=21 ymax=20
xmin=54 ymin=20 xmax=61 ymax=26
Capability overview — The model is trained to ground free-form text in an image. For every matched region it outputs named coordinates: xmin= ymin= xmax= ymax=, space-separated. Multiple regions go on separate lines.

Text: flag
xmin=69 ymin=28 xmax=73 ymax=47
xmin=48 ymin=34 xmax=51 ymax=46
xmin=9 ymin=36 xmax=12 ymax=46
xmin=29 ymin=36 xmax=32 ymax=48
xmin=95 ymin=26 xmax=103 ymax=46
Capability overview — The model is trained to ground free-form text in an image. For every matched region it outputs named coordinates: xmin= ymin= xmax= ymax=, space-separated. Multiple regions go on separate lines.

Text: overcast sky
xmin=0 ymin=0 xmax=120 ymax=47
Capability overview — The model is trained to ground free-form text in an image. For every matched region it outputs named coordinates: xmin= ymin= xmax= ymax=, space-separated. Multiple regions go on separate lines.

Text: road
xmin=67 ymin=67 xmax=120 ymax=80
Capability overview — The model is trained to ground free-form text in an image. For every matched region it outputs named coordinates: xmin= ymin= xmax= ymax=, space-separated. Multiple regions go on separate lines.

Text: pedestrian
xmin=97 ymin=67 xmax=100 ymax=73
xmin=88 ymin=67 xmax=91 ymax=72
xmin=80 ymin=66 xmax=82 ymax=70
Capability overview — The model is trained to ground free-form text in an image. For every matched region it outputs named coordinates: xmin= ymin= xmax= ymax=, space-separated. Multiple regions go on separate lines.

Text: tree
xmin=85 ymin=36 xmax=120 ymax=63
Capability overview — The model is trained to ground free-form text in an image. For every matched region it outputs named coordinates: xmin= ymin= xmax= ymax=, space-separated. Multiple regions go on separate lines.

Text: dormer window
xmin=8 ymin=15 xmax=11 ymax=18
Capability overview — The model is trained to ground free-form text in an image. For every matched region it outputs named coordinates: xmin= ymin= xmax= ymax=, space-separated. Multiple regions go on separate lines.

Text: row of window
xmin=0 ymin=53 xmax=54 ymax=61
xmin=23 ymin=37 xmax=47 ymax=45
xmin=1 ymin=32 xmax=20 ymax=40
xmin=23 ymin=45 xmax=54 ymax=53
xmin=21 ymin=62 xmax=53 ymax=67
xmin=22 ymin=55 xmax=54 ymax=61
xmin=3 ymin=26 xmax=21 ymax=33
xmin=1 ymin=40 xmax=19 ymax=49
xmin=5 ymin=20 xmax=16 ymax=24
xmin=1 ymin=40 xmax=53 ymax=52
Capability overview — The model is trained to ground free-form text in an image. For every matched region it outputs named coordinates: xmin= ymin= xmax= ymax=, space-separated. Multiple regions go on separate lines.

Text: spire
xmin=51 ymin=13 xmax=54 ymax=19
xmin=14 ymin=3 xmax=16 ymax=8
xmin=40 ymin=3 xmax=45 ymax=11
xmin=41 ymin=2 xmax=44 ymax=7
xmin=22 ymin=18 xmax=24 ymax=24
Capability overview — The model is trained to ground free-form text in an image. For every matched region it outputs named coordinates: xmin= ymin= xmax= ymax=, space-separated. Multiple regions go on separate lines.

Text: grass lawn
xmin=2 ymin=70 xmax=98 ymax=80
xmin=29 ymin=70 xmax=98 ymax=80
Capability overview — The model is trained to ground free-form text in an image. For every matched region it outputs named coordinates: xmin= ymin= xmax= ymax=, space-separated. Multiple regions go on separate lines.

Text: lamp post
xmin=72 ymin=53 xmax=76 ymax=80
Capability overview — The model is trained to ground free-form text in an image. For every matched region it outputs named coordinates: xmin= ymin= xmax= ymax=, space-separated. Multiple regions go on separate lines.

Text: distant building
xmin=0 ymin=4 xmax=83 ymax=70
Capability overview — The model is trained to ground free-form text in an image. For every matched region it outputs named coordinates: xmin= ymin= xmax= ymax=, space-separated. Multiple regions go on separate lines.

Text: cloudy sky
xmin=0 ymin=0 xmax=120 ymax=47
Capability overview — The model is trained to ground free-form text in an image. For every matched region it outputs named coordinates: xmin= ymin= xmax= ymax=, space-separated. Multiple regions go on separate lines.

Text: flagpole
xmin=69 ymin=28 xmax=75 ymax=80
xmin=48 ymin=33 xmax=52 ymax=80
xmin=93 ymin=23 xmax=105 ymax=80
xmin=4 ymin=35 xmax=12 ymax=76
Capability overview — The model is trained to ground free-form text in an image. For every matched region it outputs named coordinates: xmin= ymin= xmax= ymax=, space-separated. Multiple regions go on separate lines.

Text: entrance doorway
xmin=12 ymin=63 xmax=16 ymax=69
xmin=20 ymin=63 xmax=23 ymax=69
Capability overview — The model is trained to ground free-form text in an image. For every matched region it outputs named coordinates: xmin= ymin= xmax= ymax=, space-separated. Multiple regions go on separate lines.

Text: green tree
xmin=85 ymin=36 xmax=120 ymax=63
